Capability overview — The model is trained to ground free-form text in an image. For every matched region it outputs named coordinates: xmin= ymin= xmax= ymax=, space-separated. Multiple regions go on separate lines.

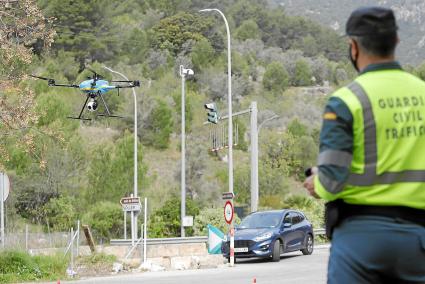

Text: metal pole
xmin=250 ymin=102 xmax=259 ymax=213
xmin=143 ymin=197 xmax=147 ymax=264
xmin=0 ymin=173 xmax=4 ymax=249
xmin=76 ymin=220 xmax=80 ymax=257
xmin=103 ymin=66 xmax=138 ymax=243
xmin=124 ymin=211 xmax=127 ymax=239
xmin=70 ymin=227 xmax=74 ymax=276
xmin=200 ymin=8 xmax=234 ymax=267
xmin=180 ymin=67 xmax=186 ymax=238
xmin=130 ymin=194 xmax=134 ymax=246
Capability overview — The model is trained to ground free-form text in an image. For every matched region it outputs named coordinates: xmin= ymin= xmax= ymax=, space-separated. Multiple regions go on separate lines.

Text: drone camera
xmin=87 ymin=99 xmax=98 ymax=112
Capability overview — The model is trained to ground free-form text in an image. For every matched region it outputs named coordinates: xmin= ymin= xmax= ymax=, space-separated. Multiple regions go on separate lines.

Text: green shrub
xmin=148 ymin=197 xmax=199 ymax=238
xmin=43 ymin=196 xmax=76 ymax=231
xmin=194 ymin=207 xmax=241 ymax=236
xmin=82 ymin=201 xmax=123 ymax=242
xmin=0 ymin=250 xmax=67 ymax=283
xmin=263 ymin=62 xmax=289 ymax=93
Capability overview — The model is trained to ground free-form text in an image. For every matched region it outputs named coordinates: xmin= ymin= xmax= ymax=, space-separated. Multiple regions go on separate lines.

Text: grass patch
xmin=78 ymin=253 xmax=116 ymax=265
xmin=75 ymin=253 xmax=117 ymax=277
xmin=0 ymin=250 xmax=68 ymax=283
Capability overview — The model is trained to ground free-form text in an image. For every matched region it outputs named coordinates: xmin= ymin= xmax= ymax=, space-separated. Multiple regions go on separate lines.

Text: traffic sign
xmin=120 ymin=197 xmax=141 ymax=212
xmin=224 ymin=201 xmax=234 ymax=225
xmin=182 ymin=216 xmax=193 ymax=227
xmin=0 ymin=173 xmax=9 ymax=202
xmin=207 ymin=224 xmax=224 ymax=254
xmin=222 ymin=192 xmax=234 ymax=200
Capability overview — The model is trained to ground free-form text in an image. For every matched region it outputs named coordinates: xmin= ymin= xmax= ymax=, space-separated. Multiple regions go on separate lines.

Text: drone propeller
xmin=86 ymin=67 xmax=104 ymax=80
xmin=30 ymin=74 xmax=55 ymax=85
xmin=30 ymin=74 xmax=79 ymax=88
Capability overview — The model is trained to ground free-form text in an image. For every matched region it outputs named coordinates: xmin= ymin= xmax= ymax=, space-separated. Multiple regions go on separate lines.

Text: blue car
xmin=222 ymin=209 xmax=314 ymax=262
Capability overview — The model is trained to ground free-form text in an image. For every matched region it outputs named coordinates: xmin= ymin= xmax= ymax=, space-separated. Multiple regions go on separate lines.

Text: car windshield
xmin=238 ymin=212 xmax=282 ymax=229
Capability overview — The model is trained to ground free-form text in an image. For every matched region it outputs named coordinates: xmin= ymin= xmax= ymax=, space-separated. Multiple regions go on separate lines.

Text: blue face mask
xmin=349 ymin=44 xmax=359 ymax=72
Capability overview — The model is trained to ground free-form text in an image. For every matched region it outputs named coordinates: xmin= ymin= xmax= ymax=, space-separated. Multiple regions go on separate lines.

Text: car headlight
xmin=254 ymin=232 xmax=273 ymax=242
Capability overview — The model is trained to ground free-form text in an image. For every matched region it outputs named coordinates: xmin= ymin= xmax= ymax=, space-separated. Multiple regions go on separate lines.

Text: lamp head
xmin=179 ymin=65 xmax=194 ymax=77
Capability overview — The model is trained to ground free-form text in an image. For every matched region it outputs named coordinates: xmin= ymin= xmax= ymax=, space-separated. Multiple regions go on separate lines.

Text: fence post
xmin=143 ymin=197 xmax=147 ymax=264
xmin=25 ymin=224 xmax=28 ymax=252
xmin=124 ymin=212 xmax=127 ymax=240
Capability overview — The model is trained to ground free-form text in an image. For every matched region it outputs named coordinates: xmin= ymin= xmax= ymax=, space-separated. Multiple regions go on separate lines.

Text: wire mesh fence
xmin=2 ymin=224 xmax=84 ymax=252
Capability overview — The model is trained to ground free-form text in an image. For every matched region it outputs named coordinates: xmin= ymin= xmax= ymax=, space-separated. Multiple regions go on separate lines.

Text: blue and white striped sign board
xmin=207 ymin=224 xmax=225 ymax=254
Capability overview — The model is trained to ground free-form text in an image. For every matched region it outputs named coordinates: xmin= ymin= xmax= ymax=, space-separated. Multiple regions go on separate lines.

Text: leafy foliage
xmin=263 ymin=62 xmax=289 ymax=93
xmin=141 ymin=100 xmax=173 ymax=149
xmin=194 ymin=207 xmax=241 ymax=236
xmin=0 ymin=250 xmax=67 ymax=282
xmin=150 ymin=12 xmax=212 ymax=55
xmin=148 ymin=197 xmax=199 ymax=237
xmin=82 ymin=201 xmax=123 ymax=242
xmin=42 ymin=196 xmax=76 ymax=231
xmin=86 ymin=132 xmax=145 ymax=204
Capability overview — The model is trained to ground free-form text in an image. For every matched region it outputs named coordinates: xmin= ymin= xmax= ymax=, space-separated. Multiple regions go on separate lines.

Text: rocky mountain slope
xmin=269 ymin=0 xmax=425 ymax=65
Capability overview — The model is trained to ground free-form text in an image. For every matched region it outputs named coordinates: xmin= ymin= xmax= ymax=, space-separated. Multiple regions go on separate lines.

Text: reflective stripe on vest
xmin=318 ymin=150 xmax=352 ymax=167
xmin=346 ymin=81 xmax=425 ymax=186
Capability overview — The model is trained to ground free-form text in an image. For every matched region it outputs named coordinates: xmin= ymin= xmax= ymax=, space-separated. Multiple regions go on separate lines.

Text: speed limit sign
xmin=224 ymin=201 xmax=234 ymax=225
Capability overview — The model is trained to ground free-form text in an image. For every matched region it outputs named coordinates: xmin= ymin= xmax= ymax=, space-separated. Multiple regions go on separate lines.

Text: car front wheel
xmin=301 ymin=234 xmax=314 ymax=255
xmin=271 ymin=240 xmax=281 ymax=262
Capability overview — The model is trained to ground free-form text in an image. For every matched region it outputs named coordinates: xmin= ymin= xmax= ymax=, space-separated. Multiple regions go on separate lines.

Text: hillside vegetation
xmin=1 ymin=0 xmax=424 ymax=241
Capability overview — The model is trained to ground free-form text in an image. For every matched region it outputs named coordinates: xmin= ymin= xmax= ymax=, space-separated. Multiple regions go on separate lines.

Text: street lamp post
xmin=258 ymin=115 xmax=279 ymax=135
xmin=103 ymin=66 xmax=139 ymax=245
xmin=199 ymin=8 xmax=234 ymax=267
xmin=179 ymin=65 xmax=194 ymax=238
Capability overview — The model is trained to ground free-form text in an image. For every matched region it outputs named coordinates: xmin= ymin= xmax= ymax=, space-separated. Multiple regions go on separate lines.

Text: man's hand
xmin=303 ymin=167 xmax=320 ymax=199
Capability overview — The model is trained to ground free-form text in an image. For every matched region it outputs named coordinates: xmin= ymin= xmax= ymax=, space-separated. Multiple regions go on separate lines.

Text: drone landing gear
xmin=67 ymin=116 xmax=92 ymax=121
xmin=96 ymin=114 xmax=124 ymax=118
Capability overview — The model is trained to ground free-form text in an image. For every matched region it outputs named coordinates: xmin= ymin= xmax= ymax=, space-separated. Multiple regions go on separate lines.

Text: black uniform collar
xmin=360 ymin=61 xmax=402 ymax=75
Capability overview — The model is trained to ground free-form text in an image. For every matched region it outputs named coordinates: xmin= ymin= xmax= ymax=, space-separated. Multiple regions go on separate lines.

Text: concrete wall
xmin=29 ymin=242 xmax=224 ymax=270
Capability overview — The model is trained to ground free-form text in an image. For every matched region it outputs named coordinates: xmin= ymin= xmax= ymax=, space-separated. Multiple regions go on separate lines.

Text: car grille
xmin=235 ymin=240 xmax=255 ymax=248
xmin=223 ymin=240 xmax=255 ymax=249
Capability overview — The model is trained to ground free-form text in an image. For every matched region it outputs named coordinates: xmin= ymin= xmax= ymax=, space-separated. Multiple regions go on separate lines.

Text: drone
xmin=31 ymin=68 xmax=140 ymax=120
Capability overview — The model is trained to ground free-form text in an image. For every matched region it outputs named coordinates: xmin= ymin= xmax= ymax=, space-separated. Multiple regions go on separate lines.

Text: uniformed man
xmin=303 ymin=6 xmax=425 ymax=283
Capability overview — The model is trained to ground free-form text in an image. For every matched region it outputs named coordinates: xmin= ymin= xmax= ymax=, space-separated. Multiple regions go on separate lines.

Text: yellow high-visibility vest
xmin=315 ymin=69 xmax=425 ymax=210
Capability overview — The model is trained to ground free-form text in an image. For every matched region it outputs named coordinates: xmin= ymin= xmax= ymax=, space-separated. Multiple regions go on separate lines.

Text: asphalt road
xmin=63 ymin=246 xmax=330 ymax=284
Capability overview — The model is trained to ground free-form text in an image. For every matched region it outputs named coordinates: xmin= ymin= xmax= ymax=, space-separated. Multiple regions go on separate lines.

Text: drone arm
xmin=30 ymin=75 xmax=79 ymax=88
xmin=50 ymin=83 xmax=80 ymax=88
xmin=111 ymin=80 xmax=140 ymax=87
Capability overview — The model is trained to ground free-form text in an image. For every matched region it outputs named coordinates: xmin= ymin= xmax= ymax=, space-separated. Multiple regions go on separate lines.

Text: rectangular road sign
xmin=122 ymin=203 xmax=141 ymax=212
xmin=183 ymin=216 xmax=193 ymax=227
xmin=120 ymin=197 xmax=141 ymax=212
xmin=120 ymin=197 xmax=141 ymax=205
xmin=222 ymin=192 xmax=234 ymax=200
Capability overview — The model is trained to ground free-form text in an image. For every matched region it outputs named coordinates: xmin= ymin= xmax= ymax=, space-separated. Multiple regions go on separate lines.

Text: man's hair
xmin=352 ymin=32 xmax=398 ymax=57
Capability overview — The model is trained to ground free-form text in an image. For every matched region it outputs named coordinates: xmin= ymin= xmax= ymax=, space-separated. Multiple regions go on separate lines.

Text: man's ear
xmin=350 ymin=39 xmax=359 ymax=59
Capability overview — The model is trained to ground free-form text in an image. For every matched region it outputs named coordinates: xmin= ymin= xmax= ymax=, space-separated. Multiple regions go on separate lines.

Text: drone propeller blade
xmin=86 ymin=67 xmax=104 ymax=80
xmin=30 ymin=74 xmax=51 ymax=81
xmin=30 ymin=74 xmax=56 ymax=85
xmin=110 ymin=80 xmax=132 ymax=83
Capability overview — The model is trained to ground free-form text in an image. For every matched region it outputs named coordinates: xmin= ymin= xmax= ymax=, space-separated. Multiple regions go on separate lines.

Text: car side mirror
xmin=283 ymin=222 xmax=291 ymax=228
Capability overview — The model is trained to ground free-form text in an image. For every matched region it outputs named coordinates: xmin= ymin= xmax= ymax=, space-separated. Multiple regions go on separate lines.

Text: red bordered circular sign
xmin=224 ymin=201 xmax=234 ymax=224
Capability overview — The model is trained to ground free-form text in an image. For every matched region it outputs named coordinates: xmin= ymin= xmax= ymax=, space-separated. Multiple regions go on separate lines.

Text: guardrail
xmin=110 ymin=228 xmax=326 ymax=246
